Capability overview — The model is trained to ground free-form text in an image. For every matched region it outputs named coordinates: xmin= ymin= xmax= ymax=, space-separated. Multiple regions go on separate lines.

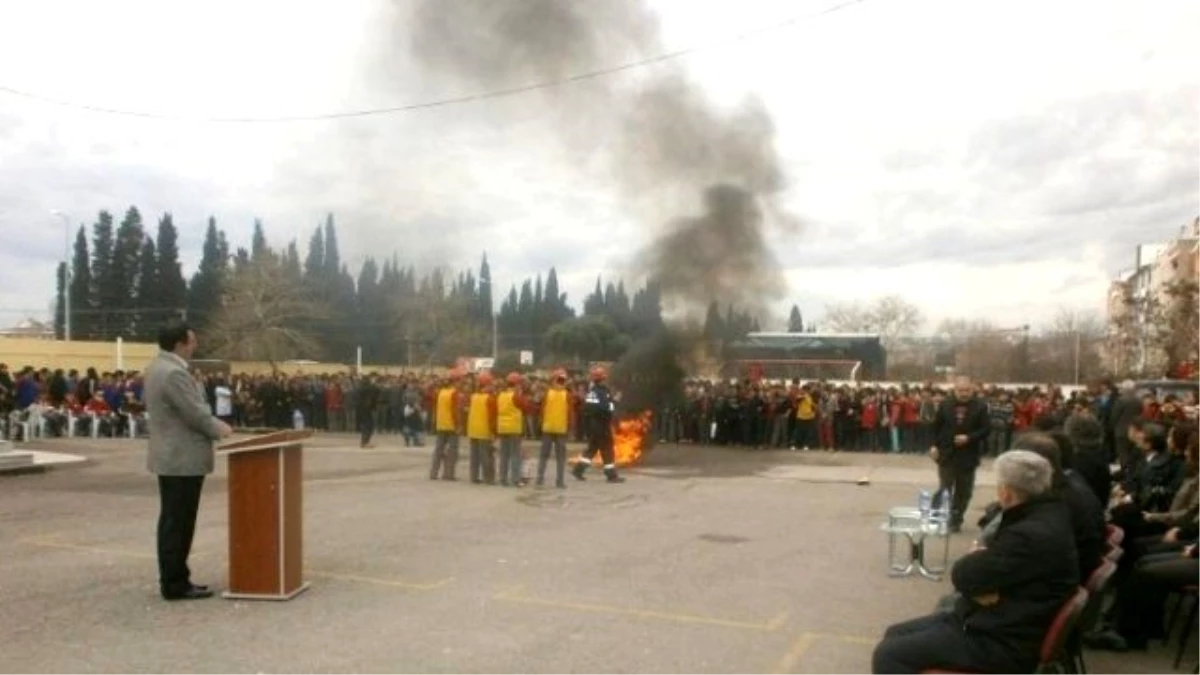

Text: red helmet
xmin=476 ymin=371 xmax=494 ymax=387
xmin=506 ymin=372 xmax=522 ymax=386
xmin=590 ymin=366 xmax=607 ymax=382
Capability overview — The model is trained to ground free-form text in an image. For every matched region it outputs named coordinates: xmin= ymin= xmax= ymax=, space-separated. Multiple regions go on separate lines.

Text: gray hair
xmin=994 ymin=450 xmax=1053 ymax=502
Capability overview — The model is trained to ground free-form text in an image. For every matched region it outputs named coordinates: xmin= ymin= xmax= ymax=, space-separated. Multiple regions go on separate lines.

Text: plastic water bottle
xmin=918 ymin=489 xmax=932 ymax=522
xmin=930 ymin=488 xmax=950 ymax=534
xmin=292 ymin=409 xmax=305 ymax=430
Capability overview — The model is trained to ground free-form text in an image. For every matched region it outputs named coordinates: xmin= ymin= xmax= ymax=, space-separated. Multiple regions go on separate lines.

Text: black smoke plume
xmin=404 ymin=0 xmax=797 ymax=414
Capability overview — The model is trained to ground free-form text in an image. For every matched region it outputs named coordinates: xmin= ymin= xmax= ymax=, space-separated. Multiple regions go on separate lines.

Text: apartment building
xmin=1106 ymin=217 xmax=1200 ymax=375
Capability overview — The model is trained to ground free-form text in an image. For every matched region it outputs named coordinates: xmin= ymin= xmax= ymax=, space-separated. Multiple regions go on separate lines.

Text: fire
xmin=573 ymin=410 xmax=654 ymax=468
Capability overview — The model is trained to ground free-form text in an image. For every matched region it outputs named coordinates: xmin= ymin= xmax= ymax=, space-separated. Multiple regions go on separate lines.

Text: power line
xmin=0 ymin=0 xmax=866 ymax=124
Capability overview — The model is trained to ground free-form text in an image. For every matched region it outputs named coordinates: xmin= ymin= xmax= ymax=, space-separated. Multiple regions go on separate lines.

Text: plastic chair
xmin=919 ymin=588 xmax=1090 ymax=675
xmin=1105 ymin=524 xmax=1124 ymax=548
xmin=1073 ymin=560 xmax=1118 ymax=673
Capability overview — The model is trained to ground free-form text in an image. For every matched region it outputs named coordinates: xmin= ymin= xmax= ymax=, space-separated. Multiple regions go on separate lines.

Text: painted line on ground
xmin=308 ymin=569 xmax=453 ymax=591
xmin=771 ymin=630 xmax=877 ymax=673
xmin=773 ymin=632 xmax=816 ymax=674
xmin=494 ymin=585 xmax=789 ymax=632
xmin=18 ymin=535 xmax=174 ymax=561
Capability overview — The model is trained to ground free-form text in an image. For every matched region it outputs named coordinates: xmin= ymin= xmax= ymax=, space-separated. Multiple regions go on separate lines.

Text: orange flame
xmin=574 ymin=410 xmax=654 ymax=468
xmin=612 ymin=410 xmax=654 ymax=467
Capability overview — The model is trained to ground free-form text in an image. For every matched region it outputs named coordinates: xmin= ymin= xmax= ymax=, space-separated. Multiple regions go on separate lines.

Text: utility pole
xmin=1073 ymin=330 xmax=1081 ymax=385
xmin=52 ymin=211 xmax=71 ymax=341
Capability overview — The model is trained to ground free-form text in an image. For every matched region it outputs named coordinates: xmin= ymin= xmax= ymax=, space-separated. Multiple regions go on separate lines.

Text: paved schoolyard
xmin=0 ymin=434 xmax=1185 ymax=673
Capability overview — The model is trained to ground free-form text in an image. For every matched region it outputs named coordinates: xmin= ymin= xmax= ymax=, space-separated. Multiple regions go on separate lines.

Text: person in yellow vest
xmin=538 ymin=368 xmax=572 ymax=488
xmin=430 ymin=368 xmax=465 ymax=481
xmin=496 ymin=372 xmax=534 ymax=487
xmin=792 ymin=384 xmax=817 ymax=450
xmin=467 ymin=371 xmax=499 ymax=484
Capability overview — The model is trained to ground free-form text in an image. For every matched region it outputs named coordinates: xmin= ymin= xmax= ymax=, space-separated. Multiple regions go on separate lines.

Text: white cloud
xmin=0 ymin=0 xmax=1196 ymax=334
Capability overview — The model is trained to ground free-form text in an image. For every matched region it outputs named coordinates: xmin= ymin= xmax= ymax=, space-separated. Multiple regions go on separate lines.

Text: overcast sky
xmin=0 ymin=0 xmax=1196 ymax=333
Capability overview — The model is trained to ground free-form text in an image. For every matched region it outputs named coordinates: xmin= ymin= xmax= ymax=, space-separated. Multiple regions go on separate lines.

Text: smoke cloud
xmin=403 ymin=0 xmax=798 ymax=411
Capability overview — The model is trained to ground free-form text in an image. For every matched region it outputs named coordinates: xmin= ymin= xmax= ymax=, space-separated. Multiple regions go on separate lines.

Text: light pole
xmin=51 ymin=210 xmax=71 ymax=341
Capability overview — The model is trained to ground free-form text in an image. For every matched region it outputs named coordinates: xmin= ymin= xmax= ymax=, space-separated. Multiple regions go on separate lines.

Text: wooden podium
xmin=218 ymin=429 xmax=313 ymax=601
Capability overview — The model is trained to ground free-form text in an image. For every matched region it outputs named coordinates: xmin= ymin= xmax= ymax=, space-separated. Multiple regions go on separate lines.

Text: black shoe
xmin=163 ymin=587 xmax=213 ymax=601
xmin=190 ymin=583 xmax=209 ymax=593
xmin=604 ymin=469 xmax=625 ymax=483
xmin=572 ymin=462 xmax=587 ymax=481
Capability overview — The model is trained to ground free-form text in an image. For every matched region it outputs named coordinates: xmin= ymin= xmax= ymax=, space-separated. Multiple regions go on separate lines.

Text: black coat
xmin=951 ymin=495 xmax=1080 ymax=673
xmin=1063 ymin=471 xmax=1106 ymax=581
xmin=1108 ymin=394 xmax=1141 ymax=436
xmin=1125 ymin=452 xmax=1186 ymax=512
xmin=931 ymin=395 xmax=991 ymax=470
xmin=1071 ymin=443 xmax=1112 ymax=508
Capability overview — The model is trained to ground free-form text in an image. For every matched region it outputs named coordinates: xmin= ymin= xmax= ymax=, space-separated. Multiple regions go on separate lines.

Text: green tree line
xmin=53 ymin=208 xmax=763 ymax=369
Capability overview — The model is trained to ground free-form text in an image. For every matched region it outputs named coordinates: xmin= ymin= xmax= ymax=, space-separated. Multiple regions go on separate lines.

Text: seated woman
xmin=1110 ymin=421 xmax=1186 ymax=535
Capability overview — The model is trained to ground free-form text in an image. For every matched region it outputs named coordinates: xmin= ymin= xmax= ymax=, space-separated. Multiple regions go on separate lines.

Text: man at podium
xmin=144 ymin=321 xmax=233 ymax=601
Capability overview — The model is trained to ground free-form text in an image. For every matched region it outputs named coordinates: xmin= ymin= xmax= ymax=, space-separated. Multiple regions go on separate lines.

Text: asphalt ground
xmin=0 ymin=433 xmax=1188 ymax=673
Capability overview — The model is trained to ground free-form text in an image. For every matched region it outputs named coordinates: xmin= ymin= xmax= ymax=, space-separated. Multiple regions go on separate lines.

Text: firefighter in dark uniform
xmin=572 ymin=366 xmax=625 ymax=483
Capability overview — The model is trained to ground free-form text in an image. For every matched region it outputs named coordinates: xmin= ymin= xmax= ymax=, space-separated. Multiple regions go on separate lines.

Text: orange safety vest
xmin=542 ymin=387 xmax=569 ymax=434
xmin=467 ymin=392 xmax=493 ymax=440
xmin=435 ymin=387 xmax=457 ymax=433
xmin=496 ymin=390 xmax=523 ymax=436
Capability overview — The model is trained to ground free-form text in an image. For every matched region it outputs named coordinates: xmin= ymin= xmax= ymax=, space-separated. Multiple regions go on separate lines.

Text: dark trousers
xmin=469 ymin=439 xmax=495 ymax=483
xmin=872 ymin=613 xmax=983 ymax=674
xmin=1117 ymin=553 xmax=1198 ymax=644
xmin=538 ymin=433 xmax=567 ymax=486
xmin=156 ymin=475 xmax=205 ymax=596
xmin=430 ymin=432 xmax=459 ymax=479
xmin=583 ymin=429 xmax=615 ymax=466
xmin=935 ymin=464 xmax=977 ymax=527
xmin=359 ymin=412 xmax=375 ymax=447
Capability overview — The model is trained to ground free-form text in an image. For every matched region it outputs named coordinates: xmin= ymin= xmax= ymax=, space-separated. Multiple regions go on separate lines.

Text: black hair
xmin=1143 ymin=423 xmax=1168 ymax=453
xmin=157 ymin=321 xmax=193 ymax=352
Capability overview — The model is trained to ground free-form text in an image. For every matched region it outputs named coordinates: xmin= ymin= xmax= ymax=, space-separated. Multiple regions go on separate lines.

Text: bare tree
xmin=1033 ymin=308 xmax=1106 ymax=384
xmin=1150 ymin=279 xmax=1199 ymax=375
xmin=822 ymin=295 xmax=924 ymax=346
xmin=206 ymin=256 xmax=327 ymax=370
xmin=934 ymin=318 xmax=1021 ymax=382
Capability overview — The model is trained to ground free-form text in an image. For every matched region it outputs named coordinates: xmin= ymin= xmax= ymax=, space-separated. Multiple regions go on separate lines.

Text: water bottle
xmin=931 ymin=488 xmax=950 ymax=534
xmin=918 ymin=489 xmax=931 ymax=523
xmin=292 ymin=409 xmax=305 ymax=430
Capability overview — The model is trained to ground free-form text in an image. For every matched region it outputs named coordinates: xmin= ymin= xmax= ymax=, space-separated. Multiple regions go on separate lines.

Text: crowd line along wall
xmin=0 ymin=338 xmax=440 ymax=377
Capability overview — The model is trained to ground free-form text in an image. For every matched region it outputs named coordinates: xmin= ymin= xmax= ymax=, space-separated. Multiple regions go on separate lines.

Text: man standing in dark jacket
xmin=1109 ymin=380 xmax=1142 ymax=473
xmin=873 ymin=450 xmax=1080 ymax=674
xmin=930 ymin=377 xmax=991 ymax=532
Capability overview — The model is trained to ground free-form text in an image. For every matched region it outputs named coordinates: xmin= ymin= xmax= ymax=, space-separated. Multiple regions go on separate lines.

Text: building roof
xmin=0 ymin=318 xmax=54 ymax=339
xmin=734 ymin=332 xmax=883 ymax=350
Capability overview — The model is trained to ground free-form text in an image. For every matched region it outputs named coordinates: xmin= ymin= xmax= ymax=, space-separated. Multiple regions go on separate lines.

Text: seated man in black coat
xmin=873 ymin=450 xmax=1080 ymax=674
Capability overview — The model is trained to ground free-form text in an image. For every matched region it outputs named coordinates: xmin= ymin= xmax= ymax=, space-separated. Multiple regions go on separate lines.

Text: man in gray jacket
xmin=145 ymin=322 xmax=232 ymax=600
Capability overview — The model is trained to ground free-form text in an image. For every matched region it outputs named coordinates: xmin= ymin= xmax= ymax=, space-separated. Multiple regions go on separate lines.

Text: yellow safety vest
xmin=496 ymin=390 xmax=523 ymax=436
xmin=467 ymin=392 xmax=493 ymax=440
xmin=435 ymin=387 xmax=457 ymax=433
xmin=542 ymin=388 xmax=569 ymax=435
xmin=796 ymin=395 xmax=815 ymax=420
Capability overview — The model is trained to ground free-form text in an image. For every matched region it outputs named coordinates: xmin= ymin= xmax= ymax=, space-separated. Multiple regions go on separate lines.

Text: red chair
xmin=919 ymin=588 xmax=1090 ymax=675
xmin=1103 ymin=542 xmax=1123 ymax=563
xmin=1073 ymin=560 xmax=1118 ymax=673
xmin=1105 ymin=523 xmax=1124 ymax=547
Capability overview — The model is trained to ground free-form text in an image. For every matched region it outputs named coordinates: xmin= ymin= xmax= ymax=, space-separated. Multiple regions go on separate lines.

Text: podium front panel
xmin=228 ymin=448 xmax=283 ymax=595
